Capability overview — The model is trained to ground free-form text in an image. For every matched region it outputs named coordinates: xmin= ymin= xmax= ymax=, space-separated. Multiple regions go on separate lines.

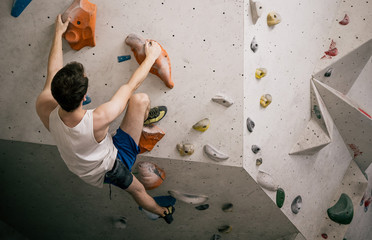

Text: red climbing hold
xmin=321 ymin=40 xmax=338 ymax=59
xmin=321 ymin=233 xmax=328 ymax=239
xmin=339 ymin=14 xmax=350 ymax=25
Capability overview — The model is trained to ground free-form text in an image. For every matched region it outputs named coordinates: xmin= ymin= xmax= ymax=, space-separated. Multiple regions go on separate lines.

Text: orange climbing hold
xmin=125 ymin=34 xmax=174 ymax=89
xmin=137 ymin=161 xmax=166 ymax=190
xmin=139 ymin=124 xmax=165 ymax=153
xmin=62 ymin=0 xmax=97 ymax=51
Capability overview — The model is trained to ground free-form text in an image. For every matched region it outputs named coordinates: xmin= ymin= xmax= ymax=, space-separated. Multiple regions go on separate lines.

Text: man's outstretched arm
xmin=36 ymin=14 xmax=70 ymax=130
xmin=93 ymin=41 xmax=161 ymax=134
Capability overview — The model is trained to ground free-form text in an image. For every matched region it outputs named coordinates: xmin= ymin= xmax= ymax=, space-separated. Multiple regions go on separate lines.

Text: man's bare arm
xmin=36 ymin=15 xmax=70 ymax=130
xmin=93 ymin=41 xmax=161 ymax=135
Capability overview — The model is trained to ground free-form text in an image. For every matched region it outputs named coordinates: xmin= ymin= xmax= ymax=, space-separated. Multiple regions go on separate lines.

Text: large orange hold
xmin=137 ymin=162 xmax=166 ymax=190
xmin=139 ymin=124 xmax=165 ymax=153
xmin=125 ymin=34 xmax=174 ymax=89
xmin=62 ymin=0 xmax=96 ymax=51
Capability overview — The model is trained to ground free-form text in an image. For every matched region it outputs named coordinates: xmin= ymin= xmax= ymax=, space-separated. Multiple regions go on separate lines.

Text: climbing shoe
xmin=162 ymin=206 xmax=175 ymax=224
xmin=144 ymin=106 xmax=167 ymax=125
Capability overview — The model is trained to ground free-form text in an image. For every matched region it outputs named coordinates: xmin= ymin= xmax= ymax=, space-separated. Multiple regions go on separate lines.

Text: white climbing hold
xmin=113 ymin=217 xmax=128 ymax=229
xmin=250 ymin=0 xmax=263 ymax=24
xmin=203 ymin=144 xmax=229 ymax=161
xmin=212 ymin=94 xmax=234 ymax=107
xmin=141 ymin=209 xmax=160 ymax=220
xmin=257 ymin=170 xmax=279 ymax=191
xmin=168 ymin=190 xmax=208 ymax=204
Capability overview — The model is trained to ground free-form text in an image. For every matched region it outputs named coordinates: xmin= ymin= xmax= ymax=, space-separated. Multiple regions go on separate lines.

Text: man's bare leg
xmin=125 ymin=175 xmax=167 ymax=216
xmin=119 ymin=93 xmax=169 ymax=216
xmin=119 ymin=93 xmax=150 ymax=145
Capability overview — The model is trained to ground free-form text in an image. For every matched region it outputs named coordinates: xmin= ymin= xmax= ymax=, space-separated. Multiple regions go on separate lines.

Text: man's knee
xmin=130 ymin=93 xmax=150 ymax=108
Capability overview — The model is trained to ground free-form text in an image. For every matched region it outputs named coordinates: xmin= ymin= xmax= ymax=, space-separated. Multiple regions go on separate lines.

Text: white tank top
xmin=49 ymin=107 xmax=117 ymax=188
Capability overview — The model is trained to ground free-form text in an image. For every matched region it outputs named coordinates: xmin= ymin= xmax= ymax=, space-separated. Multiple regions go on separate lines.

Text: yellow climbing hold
xmin=192 ymin=118 xmax=210 ymax=132
xmin=255 ymin=68 xmax=267 ymax=79
xmin=260 ymin=94 xmax=272 ymax=108
xmin=176 ymin=143 xmax=194 ymax=156
xmin=267 ymin=12 xmax=281 ymax=26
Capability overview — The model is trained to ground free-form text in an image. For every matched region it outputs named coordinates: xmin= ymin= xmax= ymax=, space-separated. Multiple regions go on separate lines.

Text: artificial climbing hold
xmin=339 ymin=14 xmax=350 ymax=25
xmin=137 ymin=161 xmax=166 ymax=190
xmin=139 ymin=195 xmax=176 ymax=220
xmin=267 ymin=12 xmax=281 ymax=26
xmin=246 ymin=117 xmax=255 ymax=132
xmin=321 ymin=233 xmax=328 ymax=239
xmin=250 ymin=37 xmax=258 ymax=52
xmin=321 ymin=40 xmax=338 ymax=59
xmin=11 ymin=0 xmax=32 ymax=17
xmin=222 ymin=203 xmax=233 ymax=212
xmin=204 ymin=144 xmax=229 ymax=161
xmin=176 ymin=143 xmax=194 ymax=156
xmin=260 ymin=94 xmax=272 ymax=108
xmin=324 ymin=68 xmax=333 ymax=77
xmin=212 ymin=94 xmax=234 ymax=107
xmin=255 ymin=68 xmax=267 ymax=79
xmin=139 ymin=124 xmax=165 ymax=154
xmin=251 ymin=145 xmax=261 ymax=154
xmin=313 ymin=105 xmax=322 ymax=119
xmin=257 ymin=170 xmax=278 ymax=191
xmin=327 ymin=193 xmax=354 ymax=224
xmin=195 ymin=204 xmax=209 ymax=211
xmin=250 ymin=0 xmax=263 ymax=24
xmin=168 ymin=190 xmax=208 ymax=204
xmin=291 ymin=195 xmax=302 ymax=214
xmin=360 ymin=192 xmax=366 ymax=206
xmin=62 ymin=0 xmax=97 ymax=51
xmin=125 ymin=33 xmax=173 ymax=88
xmin=364 ymin=197 xmax=371 ymax=212
xmin=83 ymin=95 xmax=91 ymax=105
xmin=193 ymin=118 xmax=210 ymax=132
xmin=218 ymin=225 xmax=232 ymax=233
xmin=256 ymin=158 xmax=262 ymax=166
xmin=276 ymin=188 xmax=285 ymax=208
xmin=117 ymin=55 xmax=131 ymax=63
xmin=113 ymin=216 xmax=127 ymax=229
xmin=210 ymin=234 xmax=221 ymax=240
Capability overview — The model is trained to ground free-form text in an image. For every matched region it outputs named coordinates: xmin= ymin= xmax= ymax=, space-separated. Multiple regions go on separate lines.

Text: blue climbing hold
xmin=117 ymin=55 xmax=131 ymax=63
xmin=11 ymin=0 xmax=32 ymax=18
xmin=83 ymin=95 xmax=91 ymax=105
xmin=139 ymin=195 xmax=176 ymax=220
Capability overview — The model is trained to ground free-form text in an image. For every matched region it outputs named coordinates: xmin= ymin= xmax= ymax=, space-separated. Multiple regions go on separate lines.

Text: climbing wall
xmin=0 ymin=140 xmax=299 ymax=239
xmin=0 ymin=0 xmax=371 ymax=239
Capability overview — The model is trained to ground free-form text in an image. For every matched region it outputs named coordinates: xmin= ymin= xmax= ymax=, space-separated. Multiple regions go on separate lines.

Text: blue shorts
xmin=112 ymin=128 xmax=140 ymax=171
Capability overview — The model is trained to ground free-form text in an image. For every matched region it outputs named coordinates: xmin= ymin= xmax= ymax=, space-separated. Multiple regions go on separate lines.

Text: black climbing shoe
xmin=144 ymin=106 xmax=167 ymax=125
xmin=162 ymin=206 xmax=175 ymax=224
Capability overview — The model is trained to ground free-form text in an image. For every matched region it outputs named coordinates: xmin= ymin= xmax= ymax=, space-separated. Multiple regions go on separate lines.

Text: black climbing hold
xmin=324 ymin=68 xmax=333 ymax=77
xmin=251 ymin=145 xmax=260 ymax=154
xmin=222 ymin=203 xmax=233 ymax=212
xmin=195 ymin=204 xmax=209 ymax=210
xmin=218 ymin=225 xmax=232 ymax=233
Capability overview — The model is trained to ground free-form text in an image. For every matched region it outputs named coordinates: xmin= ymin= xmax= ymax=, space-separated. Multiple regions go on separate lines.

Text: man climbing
xmin=35 ymin=15 xmax=174 ymax=224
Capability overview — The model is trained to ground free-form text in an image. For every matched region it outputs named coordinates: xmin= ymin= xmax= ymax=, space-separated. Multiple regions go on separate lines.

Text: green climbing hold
xmin=313 ymin=105 xmax=321 ymax=119
xmin=327 ymin=193 xmax=353 ymax=224
xmin=276 ymin=188 xmax=285 ymax=208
